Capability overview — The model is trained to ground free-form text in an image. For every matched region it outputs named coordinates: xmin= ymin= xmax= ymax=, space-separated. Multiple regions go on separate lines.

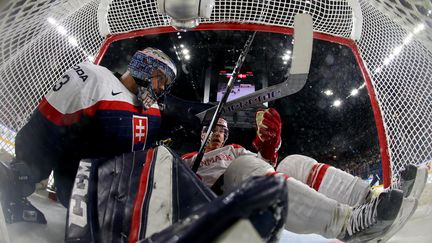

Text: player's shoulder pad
xmin=181 ymin=151 xmax=198 ymax=160
xmin=43 ymin=62 xmax=115 ymax=114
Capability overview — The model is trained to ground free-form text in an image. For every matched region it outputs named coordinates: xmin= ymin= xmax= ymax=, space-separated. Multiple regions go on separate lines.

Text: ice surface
xmin=4 ymin=192 xmax=66 ymax=243
xmin=2 ymin=179 xmax=431 ymax=243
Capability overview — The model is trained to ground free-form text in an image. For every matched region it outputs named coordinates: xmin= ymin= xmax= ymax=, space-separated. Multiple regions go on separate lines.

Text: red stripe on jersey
xmin=306 ymin=163 xmax=330 ymax=191
xmin=38 ymin=97 xmax=161 ymax=126
xmin=230 ymin=144 xmax=244 ymax=149
xmin=181 ymin=151 xmax=198 ymax=160
xmin=267 ymin=171 xmax=290 ymax=180
xmin=129 ymin=148 xmax=155 ymax=243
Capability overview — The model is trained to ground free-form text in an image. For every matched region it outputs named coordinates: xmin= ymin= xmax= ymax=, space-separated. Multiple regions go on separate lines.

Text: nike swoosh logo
xmin=112 ymin=91 xmax=122 ymax=96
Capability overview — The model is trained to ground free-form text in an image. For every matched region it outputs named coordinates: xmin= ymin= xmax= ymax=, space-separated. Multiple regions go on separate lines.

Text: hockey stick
xmin=196 ymin=13 xmax=313 ymax=123
xmin=192 ymin=31 xmax=257 ymax=173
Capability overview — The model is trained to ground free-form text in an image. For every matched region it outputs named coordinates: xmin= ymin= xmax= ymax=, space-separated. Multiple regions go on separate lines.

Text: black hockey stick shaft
xmin=192 ymin=31 xmax=257 ymax=173
xmin=196 ymin=13 xmax=313 ymax=123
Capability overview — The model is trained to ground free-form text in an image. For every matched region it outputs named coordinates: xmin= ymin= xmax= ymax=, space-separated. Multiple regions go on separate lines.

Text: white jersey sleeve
xmin=44 ymin=62 xmax=138 ymax=115
xmin=181 ymin=144 xmax=257 ymax=187
xmin=44 ymin=62 xmax=103 ymax=114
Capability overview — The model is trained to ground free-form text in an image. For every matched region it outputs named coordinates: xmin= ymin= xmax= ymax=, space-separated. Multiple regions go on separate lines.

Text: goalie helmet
xmin=201 ymin=117 xmax=229 ymax=147
xmin=128 ymin=47 xmax=177 ymax=109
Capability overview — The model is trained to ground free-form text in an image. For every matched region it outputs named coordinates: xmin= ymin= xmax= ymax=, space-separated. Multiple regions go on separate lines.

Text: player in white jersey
xmin=0 ymin=47 xmax=177 ymax=223
xmin=182 ymin=109 xmax=427 ymax=242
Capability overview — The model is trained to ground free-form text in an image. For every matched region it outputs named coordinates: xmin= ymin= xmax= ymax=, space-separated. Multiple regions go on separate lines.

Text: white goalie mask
xmin=128 ymin=47 xmax=177 ymax=109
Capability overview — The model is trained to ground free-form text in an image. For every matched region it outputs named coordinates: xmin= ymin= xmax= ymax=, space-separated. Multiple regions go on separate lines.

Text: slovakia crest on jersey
xmin=132 ymin=115 xmax=148 ymax=151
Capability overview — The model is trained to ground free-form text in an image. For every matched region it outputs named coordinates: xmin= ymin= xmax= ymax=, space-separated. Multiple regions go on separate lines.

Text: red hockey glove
xmin=252 ymin=108 xmax=282 ymax=166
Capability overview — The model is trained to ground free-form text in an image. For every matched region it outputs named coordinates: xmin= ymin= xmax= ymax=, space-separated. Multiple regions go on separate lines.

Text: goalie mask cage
xmin=0 ymin=0 xmax=431 ymax=188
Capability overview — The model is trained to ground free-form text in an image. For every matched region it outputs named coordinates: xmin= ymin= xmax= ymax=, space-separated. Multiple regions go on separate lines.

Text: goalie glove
xmin=252 ymin=108 xmax=282 ymax=166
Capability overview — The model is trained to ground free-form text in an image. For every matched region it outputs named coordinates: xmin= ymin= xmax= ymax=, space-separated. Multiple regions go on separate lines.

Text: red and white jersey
xmin=181 ymin=144 xmax=257 ymax=187
xmin=15 ymin=62 xmax=162 ymax=182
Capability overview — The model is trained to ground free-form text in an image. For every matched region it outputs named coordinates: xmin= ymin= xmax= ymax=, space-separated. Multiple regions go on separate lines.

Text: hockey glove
xmin=252 ymin=108 xmax=282 ymax=166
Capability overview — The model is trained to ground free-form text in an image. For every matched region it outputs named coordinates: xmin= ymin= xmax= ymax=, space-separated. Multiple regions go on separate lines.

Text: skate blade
xmin=369 ymin=196 xmax=418 ymax=242
xmin=410 ymin=166 xmax=428 ymax=199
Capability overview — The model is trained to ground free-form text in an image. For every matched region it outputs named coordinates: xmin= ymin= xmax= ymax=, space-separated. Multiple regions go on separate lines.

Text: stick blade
xmin=290 ymin=13 xmax=313 ymax=75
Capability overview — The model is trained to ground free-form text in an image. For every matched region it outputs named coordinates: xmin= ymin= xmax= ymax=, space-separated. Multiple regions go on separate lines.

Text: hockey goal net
xmin=0 ymin=0 xmax=431 ymax=188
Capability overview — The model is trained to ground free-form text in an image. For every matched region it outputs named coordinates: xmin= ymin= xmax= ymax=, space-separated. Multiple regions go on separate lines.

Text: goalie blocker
xmin=65 ymin=146 xmax=287 ymax=242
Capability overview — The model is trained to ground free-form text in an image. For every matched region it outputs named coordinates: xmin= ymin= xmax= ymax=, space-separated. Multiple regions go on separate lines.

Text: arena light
xmin=282 ymin=54 xmax=290 ymax=61
xmin=182 ymin=49 xmax=189 ymax=55
xmin=324 ymin=89 xmax=333 ymax=96
xmin=47 ymin=17 xmax=56 ymax=25
xmin=403 ymin=33 xmax=413 ymax=45
xmin=68 ymin=36 xmax=78 ymax=46
xmin=350 ymin=88 xmax=359 ymax=96
xmin=57 ymin=25 xmax=67 ymax=35
xmin=413 ymin=23 xmax=425 ymax=34
xmin=333 ymin=99 xmax=342 ymax=107
xmin=373 ymin=21 xmax=425 ymax=75
xmin=157 ymin=0 xmax=215 ymax=31
xmin=393 ymin=45 xmax=403 ymax=56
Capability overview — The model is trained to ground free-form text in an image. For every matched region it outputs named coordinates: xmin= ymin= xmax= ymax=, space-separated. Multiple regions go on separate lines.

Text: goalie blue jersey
xmin=15 ymin=62 xmax=162 ymax=184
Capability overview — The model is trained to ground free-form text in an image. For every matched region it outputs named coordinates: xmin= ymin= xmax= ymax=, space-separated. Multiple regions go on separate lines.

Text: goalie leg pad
xmin=66 ymin=146 xmax=217 ymax=243
xmin=142 ymin=176 xmax=288 ymax=243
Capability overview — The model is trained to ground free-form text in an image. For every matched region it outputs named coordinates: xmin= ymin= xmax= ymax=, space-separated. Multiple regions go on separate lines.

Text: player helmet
xmin=128 ymin=47 xmax=177 ymax=109
xmin=201 ymin=117 xmax=229 ymax=146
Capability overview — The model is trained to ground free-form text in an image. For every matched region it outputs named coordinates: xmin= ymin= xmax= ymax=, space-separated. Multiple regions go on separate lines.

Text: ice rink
xmin=2 ymin=174 xmax=431 ymax=243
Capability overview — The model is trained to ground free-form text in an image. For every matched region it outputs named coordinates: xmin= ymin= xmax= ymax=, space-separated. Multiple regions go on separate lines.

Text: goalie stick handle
xmin=192 ymin=32 xmax=257 ymax=173
xmin=197 ymin=73 xmax=308 ymax=123
xmin=196 ymin=13 xmax=313 ymax=123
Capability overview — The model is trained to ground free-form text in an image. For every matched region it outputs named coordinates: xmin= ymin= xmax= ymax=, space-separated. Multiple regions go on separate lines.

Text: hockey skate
xmin=370 ymin=164 xmax=428 ymax=242
xmin=398 ymin=164 xmax=428 ymax=199
xmin=339 ymin=189 xmax=403 ymax=242
xmin=0 ymin=161 xmax=47 ymax=224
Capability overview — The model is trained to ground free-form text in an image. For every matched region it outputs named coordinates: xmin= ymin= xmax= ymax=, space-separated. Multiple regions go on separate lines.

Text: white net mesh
xmin=0 ymin=0 xmax=431 ymax=185
xmin=104 ymin=0 xmax=354 ymax=37
xmin=0 ymin=0 xmax=104 ymax=134
xmin=357 ymin=0 xmax=432 ymax=180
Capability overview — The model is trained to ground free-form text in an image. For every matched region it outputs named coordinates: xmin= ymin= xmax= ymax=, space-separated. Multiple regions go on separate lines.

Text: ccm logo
xmin=69 ymin=161 xmax=91 ymax=228
xmin=223 ymin=90 xmax=281 ymax=113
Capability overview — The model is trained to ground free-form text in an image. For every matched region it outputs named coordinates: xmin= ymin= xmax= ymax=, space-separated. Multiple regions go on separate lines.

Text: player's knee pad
xmin=223 ymin=155 xmax=275 ymax=193
xmin=276 ymin=154 xmax=318 ymax=184
xmin=318 ymin=167 xmax=370 ymax=206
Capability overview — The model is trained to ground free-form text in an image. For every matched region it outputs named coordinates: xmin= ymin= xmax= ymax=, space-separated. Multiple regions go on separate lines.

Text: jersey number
xmin=53 ymin=74 xmax=70 ymax=91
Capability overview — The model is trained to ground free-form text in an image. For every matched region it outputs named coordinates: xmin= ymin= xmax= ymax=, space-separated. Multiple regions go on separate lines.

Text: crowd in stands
xmin=338 ymin=150 xmax=383 ymax=184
